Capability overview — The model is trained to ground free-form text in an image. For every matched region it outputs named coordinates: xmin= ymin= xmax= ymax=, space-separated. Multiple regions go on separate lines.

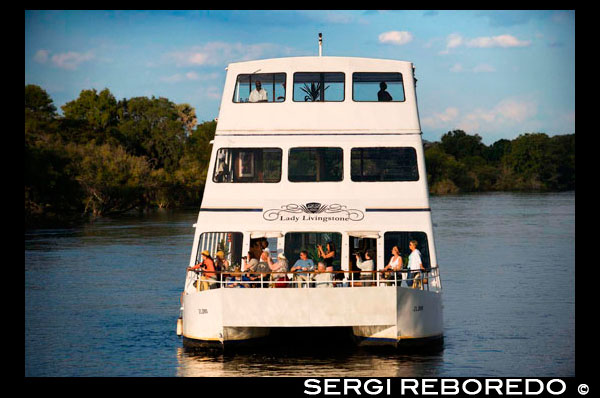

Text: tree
xmin=440 ymin=129 xmax=485 ymax=160
xmin=61 ymin=88 xmax=119 ymax=144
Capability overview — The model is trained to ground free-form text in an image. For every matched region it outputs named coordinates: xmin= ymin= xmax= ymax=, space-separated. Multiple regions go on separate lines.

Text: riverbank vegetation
xmin=25 ymin=85 xmax=575 ymax=228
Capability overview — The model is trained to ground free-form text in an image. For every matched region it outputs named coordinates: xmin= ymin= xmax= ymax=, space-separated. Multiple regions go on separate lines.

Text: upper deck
xmin=216 ymin=56 xmax=421 ymax=135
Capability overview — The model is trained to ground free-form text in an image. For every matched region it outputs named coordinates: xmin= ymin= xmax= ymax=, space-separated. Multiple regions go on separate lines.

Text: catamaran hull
xmin=181 ymin=286 xmax=443 ymax=349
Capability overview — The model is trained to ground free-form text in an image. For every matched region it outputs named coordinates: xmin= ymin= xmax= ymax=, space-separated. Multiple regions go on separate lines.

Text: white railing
xmin=185 ymin=267 xmax=441 ymax=292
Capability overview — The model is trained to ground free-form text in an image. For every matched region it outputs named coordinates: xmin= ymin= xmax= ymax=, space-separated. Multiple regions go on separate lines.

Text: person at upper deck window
xmin=249 ymin=80 xmax=268 ymax=102
xmin=355 ymin=250 xmax=375 ymax=286
xmin=291 ymin=250 xmax=315 ymax=288
xmin=318 ymin=241 xmax=341 ymax=286
xmin=377 ymin=82 xmax=393 ymax=102
xmin=277 ymin=82 xmax=286 ymax=101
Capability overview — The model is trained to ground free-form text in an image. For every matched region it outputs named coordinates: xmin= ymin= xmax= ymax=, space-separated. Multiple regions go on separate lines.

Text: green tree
xmin=60 ymin=88 xmax=119 ymax=144
xmin=440 ymin=129 xmax=485 ymax=160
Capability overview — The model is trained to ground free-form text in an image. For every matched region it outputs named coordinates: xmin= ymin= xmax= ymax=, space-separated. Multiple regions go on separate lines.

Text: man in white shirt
xmin=249 ymin=80 xmax=268 ymax=102
xmin=408 ymin=240 xmax=425 ymax=289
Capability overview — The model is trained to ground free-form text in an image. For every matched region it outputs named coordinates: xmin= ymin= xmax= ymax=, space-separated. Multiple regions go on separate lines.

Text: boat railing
xmin=185 ymin=267 xmax=441 ymax=291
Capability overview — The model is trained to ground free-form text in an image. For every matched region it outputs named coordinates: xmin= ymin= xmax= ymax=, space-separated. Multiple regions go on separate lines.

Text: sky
xmin=24 ymin=10 xmax=575 ymax=144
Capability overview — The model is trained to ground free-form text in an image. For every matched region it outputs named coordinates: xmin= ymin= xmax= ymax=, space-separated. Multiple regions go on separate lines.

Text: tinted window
xmin=284 ymin=232 xmax=341 ymax=268
xmin=351 ymin=147 xmax=418 ymax=181
xmin=288 ymin=147 xmax=343 ymax=182
xmin=293 ymin=72 xmax=344 ymax=102
xmin=353 ymin=72 xmax=405 ymax=102
xmin=213 ymin=148 xmax=282 ymax=183
xmin=233 ymin=73 xmax=286 ymax=103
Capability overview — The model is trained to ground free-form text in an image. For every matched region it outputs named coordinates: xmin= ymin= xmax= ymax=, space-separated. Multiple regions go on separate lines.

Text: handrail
xmin=185 ymin=266 xmax=441 ymax=291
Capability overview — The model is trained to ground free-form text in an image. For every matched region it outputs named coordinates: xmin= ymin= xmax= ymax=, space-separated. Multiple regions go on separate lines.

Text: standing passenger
xmin=408 ymin=240 xmax=425 ymax=289
xmin=318 ymin=241 xmax=341 ymax=286
xmin=355 ymin=250 xmax=375 ymax=286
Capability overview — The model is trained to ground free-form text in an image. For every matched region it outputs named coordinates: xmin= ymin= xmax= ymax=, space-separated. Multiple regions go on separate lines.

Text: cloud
xmin=378 ymin=31 xmax=413 ymax=45
xmin=441 ymin=33 xmax=530 ymax=54
xmin=472 ymin=63 xmax=496 ymax=73
xmin=423 ymin=98 xmax=538 ymax=135
xmin=450 ymin=63 xmax=464 ymax=73
xmin=167 ymin=41 xmax=296 ymax=68
xmin=466 ymin=34 xmax=531 ymax=48
xmin=49 ymin=51 xmax=95 ymax=70
xmin=33 ymin=49 xmax=50 ymax=64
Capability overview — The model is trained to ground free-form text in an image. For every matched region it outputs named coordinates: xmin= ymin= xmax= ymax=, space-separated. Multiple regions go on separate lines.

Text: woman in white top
xmin=380 ymin=246 xmax=403 ymax=284
xmin=267 ymin=252 xmax=289 ymax=288
xmin=355 ymin=250 xmax=375 ymax=286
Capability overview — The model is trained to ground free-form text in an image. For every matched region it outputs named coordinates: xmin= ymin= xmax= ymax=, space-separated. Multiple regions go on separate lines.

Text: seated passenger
xmin=314 ymin=261 xmax=332 ymax=288
xmin=290 ymin=250 xmax=315 ymax=288
xmin=249 ymin=80 xmax=268 ymax=102
xmin=355 ymin=250 xmax=375 ymax=286
xmin=267 ymin=252 xmax=289 ymax=288
xmin=187 ymin=250 xmax=217 ymax=291
xmin=380 ymin=246 xmax=402 ymax=285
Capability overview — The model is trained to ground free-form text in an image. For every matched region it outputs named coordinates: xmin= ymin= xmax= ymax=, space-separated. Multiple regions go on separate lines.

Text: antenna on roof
xmin=318 ymin=33 xmax=323 ymax=57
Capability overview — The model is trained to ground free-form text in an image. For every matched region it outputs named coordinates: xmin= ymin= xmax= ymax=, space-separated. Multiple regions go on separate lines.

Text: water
xmin=24 ymin=192 xmax=575 ymax=377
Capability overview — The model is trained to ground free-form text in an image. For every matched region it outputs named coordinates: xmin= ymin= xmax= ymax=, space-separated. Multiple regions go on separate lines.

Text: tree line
xmin=25 ymin=85 xmax=574 ymax=228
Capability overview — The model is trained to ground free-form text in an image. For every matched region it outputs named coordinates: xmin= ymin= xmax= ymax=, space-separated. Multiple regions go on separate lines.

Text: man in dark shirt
xmin=377 ymin=82 xmax=393 ymax=102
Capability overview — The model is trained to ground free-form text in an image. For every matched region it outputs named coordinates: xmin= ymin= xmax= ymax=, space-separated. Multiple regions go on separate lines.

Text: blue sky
xmin=25 ymin=10 xmax=575 ymax=144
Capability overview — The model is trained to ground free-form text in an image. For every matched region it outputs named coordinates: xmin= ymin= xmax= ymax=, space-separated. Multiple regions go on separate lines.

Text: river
xmin=25 ymin=192 xmax=575 ymax=377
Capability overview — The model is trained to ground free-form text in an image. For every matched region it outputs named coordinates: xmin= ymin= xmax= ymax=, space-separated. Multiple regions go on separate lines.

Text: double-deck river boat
xmin=177 ymin=46 xmax=443 ymax=349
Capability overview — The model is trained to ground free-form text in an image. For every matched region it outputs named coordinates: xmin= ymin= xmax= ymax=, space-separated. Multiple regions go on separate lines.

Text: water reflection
xmin=175 ymin=345 xmax=445 ymax=377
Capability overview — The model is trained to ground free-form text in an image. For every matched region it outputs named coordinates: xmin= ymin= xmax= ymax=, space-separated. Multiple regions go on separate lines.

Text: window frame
xmin=196 ymin=231 xmax=244 ymax=268
xmin=351 ymin=72 xmax=406 ymax=103
xmin=350 ymin=146 xmax=420 ymax=182
xmin=232 ymin=72 xmax=287 ymax=104
xmin=212 ymin=147 xmax=283 ymax=183
xmin=292 ymin=72 xmax=346 ymax=102
xmin=287 ymin=146 xmax=344 ymax=183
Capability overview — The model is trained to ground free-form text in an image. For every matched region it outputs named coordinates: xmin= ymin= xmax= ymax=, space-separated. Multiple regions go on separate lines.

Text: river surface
xmin=25 ymin=192 xmax=575 ymax=377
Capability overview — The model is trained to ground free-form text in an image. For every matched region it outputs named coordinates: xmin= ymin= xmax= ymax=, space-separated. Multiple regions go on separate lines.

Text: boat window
xmin=293 ymin=72 xmax=345 ymax=102
xmin=350 ymin=147 xmax=419 ymax=182
xmin=284 ymin=232 xmax=342 ymax=269
xmin=233 ymin=73 xmax=286 ymax=103
xmin=288 ymin=147 xmax=343 ymax=182
xmin=384 ymin=231 xmax=431 ymax=270
xmin=352 ymin=72 xmax=405 ymax=102
xmin=213 ymin=148 xmax=282 ymax=183
xmin=197 ymin=232 xmax=244 ymax=269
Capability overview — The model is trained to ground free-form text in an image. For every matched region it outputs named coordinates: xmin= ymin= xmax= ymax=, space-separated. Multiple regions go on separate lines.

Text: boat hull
xmin=181 ymin=285 xmax=443 ymax=349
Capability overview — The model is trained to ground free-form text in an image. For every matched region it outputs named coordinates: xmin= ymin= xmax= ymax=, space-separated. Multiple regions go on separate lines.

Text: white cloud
xmin=441 ymin=33 xmax=530 ymax=54
xmin=161 ymin=71 xmax=203 ymax=83
xmin=378 ymin=31 xmax=414 ymax=45
xmin=50 ymin=51 xmax=95 ymax=70
xmin=466 ymin=34 xmax=531 ymax=48
xmin=33 ymin=49 xmax=50 ymax=64
xmin=422 ymin=107 xmax=460 ymax=129
xmin=450 ymin=63 xmax=464 ymax=73
xmin=167 ymin=41 xmax=295 ymax=68
xmin=472 ymin=63 xmax=496 ymax=73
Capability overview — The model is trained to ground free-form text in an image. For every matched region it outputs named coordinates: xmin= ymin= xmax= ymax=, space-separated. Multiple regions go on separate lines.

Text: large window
xmin=351 ymin=147 xmax=419 ymax=182
xmin=352 ymin=72 xmax=405 ymax=102
xmin=284 ymin=232 xmax=342 ymax=268
xmin=293 ymin=72 xmax=345 ymax=102
xmin=213 ymin=148 xmax=282 ymax=183
xmin=197 ymin=232 xmax=244 ymax=268
xmin=288 ymin=147 xmax=343 ymax=182
xmin=233 ymin=73 xmax=286 ymax=103
xmin=383 ymin=232 xmax=430 ymax=270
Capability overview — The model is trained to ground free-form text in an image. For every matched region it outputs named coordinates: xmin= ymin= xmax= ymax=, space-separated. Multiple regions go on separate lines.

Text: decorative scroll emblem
xmin=263 ymin=203 xmax=364 ymax=222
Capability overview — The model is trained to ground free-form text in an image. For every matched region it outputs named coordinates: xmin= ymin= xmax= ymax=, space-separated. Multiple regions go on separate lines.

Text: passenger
xmin=355 ymin=250 xmax=375 ymax=286
xmin=267 ymin=252 xmax=289 ymax=288
xmin=318 ymin=241 xmax=341 ymax=286
xmin=408 ymin=240 xmax=425 ymax=289
xmin=215 ymin=250 xmax=229 ymax=286
xmin=277 ymin=82 xmax=286 ymax=101
xmin=314 ymin=261 xmax=333 ymax=288
xmin=187 ymin=250 xmax=217 ymax=291
xmin=235 ymin=251 xmax=258 ymax=288
xmin=380 ymin=246 xmax=403 ymax=285
xmin=249 ymin=80 xmax=268 ymax=102
xmin=377 ymin=81 xmax=393 ymax=102
xmin=290 ymin=250 xmax=315 ymax=288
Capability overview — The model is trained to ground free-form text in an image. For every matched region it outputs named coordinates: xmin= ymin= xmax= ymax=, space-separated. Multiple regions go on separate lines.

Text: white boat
xmin=178 ymin=41 xmax=443 ymax=349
